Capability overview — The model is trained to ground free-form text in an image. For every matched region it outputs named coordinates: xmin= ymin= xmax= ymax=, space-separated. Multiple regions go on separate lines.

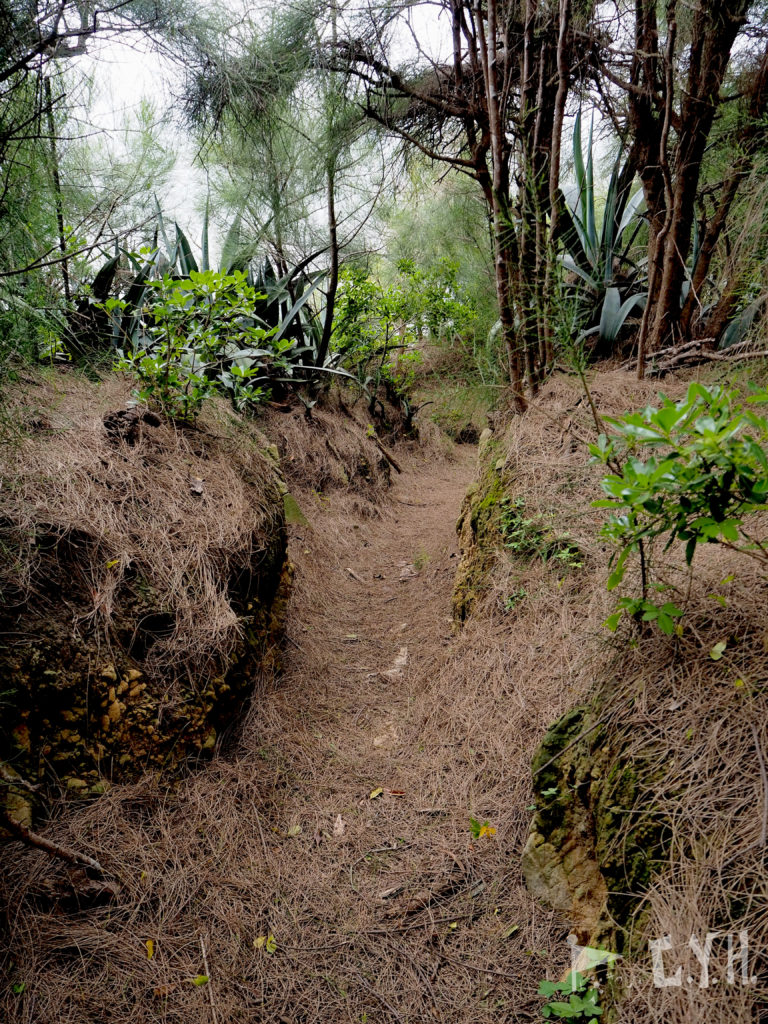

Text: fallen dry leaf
xmin=153 ymin=984 xmax=177 ymax=999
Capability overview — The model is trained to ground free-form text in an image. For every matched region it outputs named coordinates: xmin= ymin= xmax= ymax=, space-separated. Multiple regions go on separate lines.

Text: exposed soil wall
xmin=452 ymin=371 xmax=768 ymax=1018
xmin=0 ymin=371 xmax=290 ymax=803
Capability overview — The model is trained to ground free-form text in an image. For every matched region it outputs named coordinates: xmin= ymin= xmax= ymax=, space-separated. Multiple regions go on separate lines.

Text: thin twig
xmin=750 ymin=723 xmax=768 ymax=856
xmin=1 ymin=808 xmax=106 ymax=874
xmin=199 ymin=935 xmax=219 ymax=1024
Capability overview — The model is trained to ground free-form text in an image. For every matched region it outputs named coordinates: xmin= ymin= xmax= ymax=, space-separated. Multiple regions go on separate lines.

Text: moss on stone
xmin=453 ymin=431 xmax=513 ymax=622
xmin=523 ymin=691 xmax=669 ymax=956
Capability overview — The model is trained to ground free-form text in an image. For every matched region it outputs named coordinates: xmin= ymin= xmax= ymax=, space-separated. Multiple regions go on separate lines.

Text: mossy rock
xmin=522 ymin=693 xmax=669 ymax=954
xmin=453 ymin=431 xmax=512 ymax=621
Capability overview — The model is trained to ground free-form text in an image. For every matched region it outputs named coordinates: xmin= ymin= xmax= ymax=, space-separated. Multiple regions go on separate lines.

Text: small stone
xmin=128 ymin=685 xmax=143 ymax=698
xmin=125 ymin=668 xmax=142 ymax=682
xmin=117 ymin=681 xmax=129 ymax=696
xmin=108 ymin=701 xmax=123 ymax=723
xmin=108 ymin=687 xmax=116 ymax=703
xmin=66 ymin=777 xmax=88 ymax=791
xmin=101 ymin=664 xmax=118 ymax=682
xmin=5 ymin=792 xmax=33 ymax=828
xmin=12 ymin=725 xmax=31 ymax=753
xmin=101 ymin=715 xmax=111 ymax=732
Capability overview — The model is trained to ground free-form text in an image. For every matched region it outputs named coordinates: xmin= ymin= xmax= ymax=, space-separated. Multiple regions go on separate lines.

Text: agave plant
xmin=559 ymin=112 xmax=647 ymax=351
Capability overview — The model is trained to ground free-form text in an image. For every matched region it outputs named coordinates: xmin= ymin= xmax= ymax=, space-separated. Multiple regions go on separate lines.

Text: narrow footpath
xmin=232 ymin=445 xmax=564 ymax=1022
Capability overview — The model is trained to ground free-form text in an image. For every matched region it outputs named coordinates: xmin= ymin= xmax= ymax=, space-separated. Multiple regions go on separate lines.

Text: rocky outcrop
xmin=0 ymin=374 xmax=291 ymax=803
xmin=522 ymin=696 xmax=667 ymax=954
xmin=452 ymin=428 xmax=512 ymax=622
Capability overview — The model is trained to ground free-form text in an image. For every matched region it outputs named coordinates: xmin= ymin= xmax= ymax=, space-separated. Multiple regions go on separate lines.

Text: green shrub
xmin=590 ymin=382 xmax=768 ymax=632
xmin=107 ymin=269 xmax=272 ymax=421
xmin=538 ymin=971 xmax=603 ymax=1020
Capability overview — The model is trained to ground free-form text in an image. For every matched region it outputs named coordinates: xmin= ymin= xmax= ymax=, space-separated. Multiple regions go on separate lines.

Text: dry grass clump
xmin=603 ymin=568 xmax=768 ymax=1021
xmin=263 ymin=392 xmax=394 ymax=502
xmin=0 ymin=368 xmax=283 ymax=676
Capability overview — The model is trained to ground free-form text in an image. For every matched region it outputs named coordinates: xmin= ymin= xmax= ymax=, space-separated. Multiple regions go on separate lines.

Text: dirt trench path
xmin=231 ymin=446 xmax=562 ymax=1023
xmin=277 ymin=448 xmax=475 ymax=774
xmin=2 ymin=443 xmax=564 ymax=1024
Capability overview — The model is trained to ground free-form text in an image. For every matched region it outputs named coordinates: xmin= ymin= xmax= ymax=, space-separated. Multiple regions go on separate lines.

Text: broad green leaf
xmin=538 ymin=980 xmax=559 ymax=997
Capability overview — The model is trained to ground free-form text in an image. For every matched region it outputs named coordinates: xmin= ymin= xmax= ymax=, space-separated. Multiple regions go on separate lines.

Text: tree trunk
xmin=44 ymin=75 xmax=69 ymax=303
xmin=632 ymin=0 xmax=752 ymax=363
xmin=679 ymin=42 xmax=768 ymax=339
xmin=475 ymin=0 xmax=526 ymax=410
xmin=316 ymin=165 xmax=339 ymax=368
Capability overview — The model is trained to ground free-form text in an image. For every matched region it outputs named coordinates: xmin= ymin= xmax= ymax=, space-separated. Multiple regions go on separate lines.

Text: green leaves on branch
xmin=108 ymin=269 xmax=273 ymax=421
xmin=591 ymin=382 xmax=768 ymax=633
xmin=332 ymin=258 xmax=476 ymax=408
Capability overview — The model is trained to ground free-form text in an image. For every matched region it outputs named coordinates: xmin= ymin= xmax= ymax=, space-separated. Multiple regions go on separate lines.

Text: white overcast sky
xmin=68 ymin=2 xmax=453 ymax=253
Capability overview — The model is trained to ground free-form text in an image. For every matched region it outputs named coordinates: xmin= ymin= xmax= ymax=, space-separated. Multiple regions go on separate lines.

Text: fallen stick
xmin=1 ymin=808 xmax=107 ymax=874
xmin=371 ymin=435 xmax=402 ymax=474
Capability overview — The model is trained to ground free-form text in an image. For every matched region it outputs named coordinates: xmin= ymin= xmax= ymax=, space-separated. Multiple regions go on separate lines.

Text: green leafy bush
xmin=332 ymin=258 xmax=477 ymax=406
xmin=590 ymin=382 xmax=768 ymax=632
xmin=108 ymin=269 xmax=273 ymax=421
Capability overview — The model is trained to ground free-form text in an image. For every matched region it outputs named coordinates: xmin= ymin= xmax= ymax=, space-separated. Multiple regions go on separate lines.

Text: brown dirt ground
xmin=1 ymin=436 xmax=570 ymax=1024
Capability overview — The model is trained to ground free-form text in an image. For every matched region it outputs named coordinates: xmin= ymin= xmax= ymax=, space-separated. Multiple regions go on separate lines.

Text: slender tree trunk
xmin=679 ymin=43 xmax=768 ymax=339
xmin=543 ymin=0 xmax=571 ymax=366
xmin=44 ymin=75 xmax=69 ymax=303
xmin=316 ymin=1 xmax=340 ymax=370
xmin=474 ymin=0 xmax=526 ymax=411
xmin=632 ymin=0 xmax=752 ymax=369
xmin=317 ymin=165 xmax=339 ymax=368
